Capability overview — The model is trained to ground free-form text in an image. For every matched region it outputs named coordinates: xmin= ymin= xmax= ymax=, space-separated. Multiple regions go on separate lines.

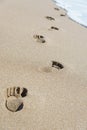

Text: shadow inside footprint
xmin=33 ymin=35 xmax=46 ymax=43
xmin=45 ymin=16 xmax=55 ymax=21
xmin=51 ymin=26 xmax=59 ymax=30
xmin=16 ymin=103 xmax=24 ymax=112
xmin=52 ymin=61 xmax=64 ymax=69
xmin=16 ymin=87 xmax=20 ymax=94
xmin=21 ymin=88 xmax=28 ymax=97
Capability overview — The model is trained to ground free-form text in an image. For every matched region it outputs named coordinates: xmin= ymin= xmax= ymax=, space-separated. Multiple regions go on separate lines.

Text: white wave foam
xmin=54 ymin=0 xmax=87 ymax=27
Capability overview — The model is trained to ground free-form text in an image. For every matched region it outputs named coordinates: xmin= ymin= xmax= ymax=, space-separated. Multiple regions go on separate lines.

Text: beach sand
xmin=0 ymin=0 xmax=87 ymax=129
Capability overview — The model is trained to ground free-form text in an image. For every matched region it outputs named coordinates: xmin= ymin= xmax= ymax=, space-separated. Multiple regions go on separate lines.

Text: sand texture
xmin=0 ymin=0 xmax=87 ymax=129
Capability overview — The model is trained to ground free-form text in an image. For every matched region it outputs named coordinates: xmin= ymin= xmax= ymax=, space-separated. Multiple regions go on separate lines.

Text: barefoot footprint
xmin=45 ymin=16 xmax=55 ymax=21
xmin=5 ymin=87 xmax=28 ymax=112
xmin=33 ymin=34 xmax=46 ymax=43
xmin=60 ymin=14 xmax=66 ymax=16
xmin=54 ymin=7 xmax=60 ymax=11
xmin=50 ymin=26 xmax=59 ymax=31
xmin=38 ymin=61 xmax=64 ymax=73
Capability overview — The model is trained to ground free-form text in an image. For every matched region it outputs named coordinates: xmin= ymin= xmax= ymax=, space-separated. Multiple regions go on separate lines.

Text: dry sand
xmin=0 ymin=0 xmax=87 ymax=129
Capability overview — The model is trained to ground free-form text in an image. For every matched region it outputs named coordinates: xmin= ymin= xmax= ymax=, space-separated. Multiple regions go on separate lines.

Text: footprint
xmin=50 ymin=26 xmax=59 ymax=31
xmin=60 ymin=14 xmax=66 ymax=16
xmin=38 ymin=61 xmax=64 ymax=73
xmin=45 ymin=16 xmax=55 ymax=21
xmin=33 ymin=34 xmax=46 ymax=43
xmin=54 ymin=7 xmax=60 ymax=11
xmin=52 ymin=61 xmax=64 ymax=70
xmin=5 ymin=87 xmax=28 ymax=112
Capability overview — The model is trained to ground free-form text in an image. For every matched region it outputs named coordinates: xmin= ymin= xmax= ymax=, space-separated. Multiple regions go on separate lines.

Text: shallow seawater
xmin=53 ymin=0 xmax=87 ymax=27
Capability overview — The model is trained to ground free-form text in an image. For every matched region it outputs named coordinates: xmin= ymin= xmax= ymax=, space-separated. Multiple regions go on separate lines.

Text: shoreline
xmin=52 ymin=0 xmax=87 ymax=28
xmin=0 ymin=0 xmax=87 ymax=129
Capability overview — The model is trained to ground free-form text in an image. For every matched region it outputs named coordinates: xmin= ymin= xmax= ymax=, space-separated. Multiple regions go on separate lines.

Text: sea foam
xmin=53 ymin=0 xmax=87 ymax=27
